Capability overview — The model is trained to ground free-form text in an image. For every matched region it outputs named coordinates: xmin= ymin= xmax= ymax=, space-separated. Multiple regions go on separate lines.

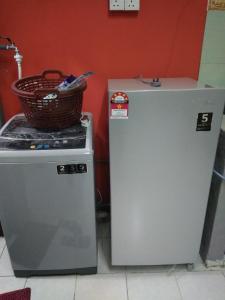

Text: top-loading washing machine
xmin=0 ymin=113 xmax=97 ymax=277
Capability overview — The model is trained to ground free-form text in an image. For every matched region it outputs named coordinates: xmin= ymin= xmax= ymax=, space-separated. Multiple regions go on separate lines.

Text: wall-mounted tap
xmin=0 ymin=44 xmax=16 ymax=50
xmin=0 ymin=36 xmax=23 ymax=79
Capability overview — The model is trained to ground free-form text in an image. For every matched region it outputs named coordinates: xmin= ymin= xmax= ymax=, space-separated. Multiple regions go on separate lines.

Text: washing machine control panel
xmin=27 ymin=138 xmax=85 ymax=150
xmin=0 ymin=115 xmax=87 ymax=150
xmin=57 ymin=164 xmax=87 ymax=174
xmin=0 ymin=139 xmax=86 ymax=150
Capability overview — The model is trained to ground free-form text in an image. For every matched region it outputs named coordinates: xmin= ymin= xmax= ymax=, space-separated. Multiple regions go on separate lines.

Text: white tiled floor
xmin=76 ymin=274 xmax=127 ymax=300
xmin=0 ymin=276 xmax=26 ymax=294
xmin=176 ymin=272 xmax=225 ymax=300
xmin=127 ymin=273 xmax=182 ymax=300
xmin=0 ymin=224 xmax=225 ymax=300
xmin=0 ymin=246 xmax=14 ymax=276
xmin=26 ymin=276 xmax=76 ymax=300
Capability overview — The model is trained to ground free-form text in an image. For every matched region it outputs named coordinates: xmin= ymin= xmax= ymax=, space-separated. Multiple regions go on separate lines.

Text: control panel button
xmin=54 ymin=141 xmax=61 ymax=148
xmin=57 ymin=165 xmax=68 ymax=174
xmin=68 ymin=165 xmax=76 ymax=174
xmin=77 ymin=164 xmax=87 ymax=173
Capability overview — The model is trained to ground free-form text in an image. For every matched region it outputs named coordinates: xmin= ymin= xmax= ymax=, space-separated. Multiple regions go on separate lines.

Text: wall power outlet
xmin=125 ymin=0 xmax=140 ymax=10
xmin=109 ymin=0 xmax=125 ymax=10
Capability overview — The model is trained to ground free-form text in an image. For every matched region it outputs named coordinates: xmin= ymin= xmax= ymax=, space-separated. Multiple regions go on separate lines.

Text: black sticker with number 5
xmin=196 ymin=113 xmax=213 ymax=131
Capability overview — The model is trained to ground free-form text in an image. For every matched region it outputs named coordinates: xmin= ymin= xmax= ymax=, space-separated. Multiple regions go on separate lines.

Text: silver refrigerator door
xmin=109 ymin=82 xmax=225 ymax=265
xmin=0 ymin=159 xmax=96 ymax=276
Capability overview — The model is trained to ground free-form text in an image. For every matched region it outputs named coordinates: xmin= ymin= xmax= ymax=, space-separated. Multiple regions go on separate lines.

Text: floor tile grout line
xmin=24 ymin=278 xmax=28 ymax=289
xmin=0 ymin=245 xmax=14 ymax=277
xmin=73 ymin=275 xmax=77 ymax=300
xmin=125 ymin=272 xmax=130 ymax=300
xmin=174 ymin=273 xmax=184 ymax=300
xmin=0 ymin=244 xmax=6 ymax=259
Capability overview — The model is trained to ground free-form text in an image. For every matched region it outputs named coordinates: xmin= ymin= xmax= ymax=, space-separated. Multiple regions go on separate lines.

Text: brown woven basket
xmin=11 ymin=69 xmax=87 ymax=129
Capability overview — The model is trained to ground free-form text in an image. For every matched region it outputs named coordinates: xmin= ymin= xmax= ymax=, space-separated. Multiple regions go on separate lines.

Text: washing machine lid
xmin=0 ymin=114 xmax=87 ymax=150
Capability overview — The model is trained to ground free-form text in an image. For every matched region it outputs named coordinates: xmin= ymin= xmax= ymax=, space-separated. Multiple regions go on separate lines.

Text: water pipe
xmin=14 ymin=48 xmax=23 ymax=79
xmin=0 ymin=36 xmax=23 ymax=79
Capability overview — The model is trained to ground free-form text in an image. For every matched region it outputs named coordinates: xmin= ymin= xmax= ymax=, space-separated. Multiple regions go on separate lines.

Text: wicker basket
xmin=11 ymin=69 xmax=87 ymax=129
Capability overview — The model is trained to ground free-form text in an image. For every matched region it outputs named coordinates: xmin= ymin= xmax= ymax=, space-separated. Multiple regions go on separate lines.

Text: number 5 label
xmin=196 ymin=113 xmax=213 ymax=131
xmin=202 ymin=113 xmax=209 ymax=123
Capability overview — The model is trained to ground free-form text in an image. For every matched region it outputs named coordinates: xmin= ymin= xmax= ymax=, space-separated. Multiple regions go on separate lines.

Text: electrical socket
xmin=125 ymin=0 xmax=140 ymax=10
xmin=109 ymin=0 xmax=125 ymax=10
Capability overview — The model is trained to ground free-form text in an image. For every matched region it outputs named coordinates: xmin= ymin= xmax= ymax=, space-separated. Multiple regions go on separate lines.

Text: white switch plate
xmin=109 ymin=0 xmax=125 ymax=10
xmin=125 ymin=0 xmax=140 ymax=10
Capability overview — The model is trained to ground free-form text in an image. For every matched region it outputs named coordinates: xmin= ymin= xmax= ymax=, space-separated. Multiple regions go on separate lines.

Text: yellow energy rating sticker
xmin=209 ymin=0 xmax=225 ymax=10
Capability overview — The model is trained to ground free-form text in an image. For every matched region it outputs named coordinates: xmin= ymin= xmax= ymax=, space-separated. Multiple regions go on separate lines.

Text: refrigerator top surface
xmin=108 ymin=78 xmax=216 ymax=92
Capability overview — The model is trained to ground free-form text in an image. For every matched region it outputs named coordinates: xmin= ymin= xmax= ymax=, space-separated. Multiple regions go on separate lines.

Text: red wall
xmin=0 ymin=0 xmax=207 ymax=202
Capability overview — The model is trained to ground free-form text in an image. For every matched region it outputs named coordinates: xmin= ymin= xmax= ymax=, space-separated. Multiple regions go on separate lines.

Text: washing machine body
xmin=0 ymin=113 xmax=97 ymax=277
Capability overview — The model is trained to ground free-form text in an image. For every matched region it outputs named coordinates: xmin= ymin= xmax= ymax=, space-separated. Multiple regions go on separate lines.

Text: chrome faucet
xmin=0 ymin=36 xmax=23 ymax=79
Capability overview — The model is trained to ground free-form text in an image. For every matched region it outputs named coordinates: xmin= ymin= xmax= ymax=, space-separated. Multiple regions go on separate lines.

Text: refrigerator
xmin=200 ymin=116 xmax=225 ymax=266
xmin=109 ymin=78 xmax=225 ymax=266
